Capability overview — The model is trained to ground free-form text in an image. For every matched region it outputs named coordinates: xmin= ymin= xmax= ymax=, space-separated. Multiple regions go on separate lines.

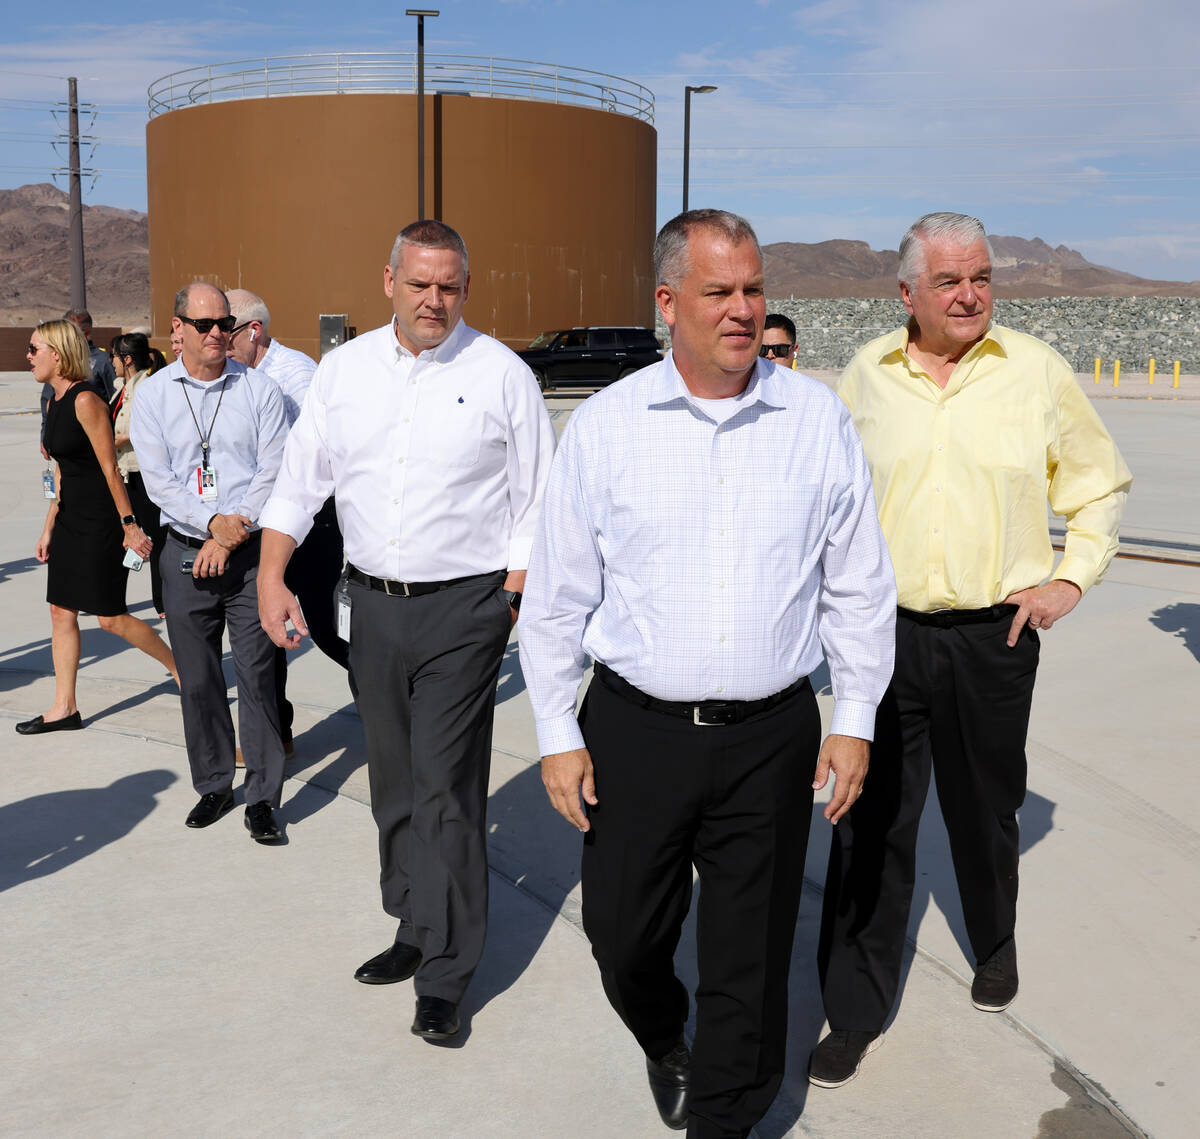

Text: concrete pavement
xmin=2 ymin=372 xmax=1197 ymax=1137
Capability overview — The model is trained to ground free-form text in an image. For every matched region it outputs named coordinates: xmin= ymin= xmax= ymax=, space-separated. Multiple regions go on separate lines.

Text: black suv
xmin=517 ymin=327 xmax=662 ymax=392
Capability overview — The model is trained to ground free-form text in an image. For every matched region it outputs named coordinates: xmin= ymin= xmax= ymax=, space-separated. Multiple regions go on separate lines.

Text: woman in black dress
xmin=17 ymin=320 xmax=178 ymax=735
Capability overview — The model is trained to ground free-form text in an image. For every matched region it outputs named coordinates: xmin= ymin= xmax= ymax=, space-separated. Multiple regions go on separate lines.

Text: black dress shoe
xmin=646 ymin=1038 xmax=690 ymax=1130
xmin=185 ymin=790 xmax=235 ymax=828
xmin=411 ymin=996 xmax=460 ymax=1040
xmin=354 ymin=940 xmax=422 ymax=985
xmin=15 ymin=711 xmax=83 ymax=735
xmin=244 ymin=801 xmax=283 ymax=844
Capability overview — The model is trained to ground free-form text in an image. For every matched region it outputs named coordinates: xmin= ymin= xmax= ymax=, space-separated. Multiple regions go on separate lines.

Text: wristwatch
xmin=502 ymin=589 xmax=522 ymax=613
xmin=120 ymin=514 xmax=137 ymax=526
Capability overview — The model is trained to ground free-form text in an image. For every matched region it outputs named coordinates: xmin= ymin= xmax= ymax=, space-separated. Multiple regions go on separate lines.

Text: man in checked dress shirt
xmin=518 ymin=209 xmax=896 ymax=1138
xmin=257 ymin=220 xmax=556 ymax=1043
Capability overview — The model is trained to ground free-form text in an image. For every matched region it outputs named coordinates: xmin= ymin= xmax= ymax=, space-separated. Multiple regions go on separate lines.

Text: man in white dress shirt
xmin=226 ymin=289 xmax=346 ymax=766
xmin=257 ymin=220 xmax=556 ymax=1042
xmin=518 ymin=210 xmax=896 ymax=1137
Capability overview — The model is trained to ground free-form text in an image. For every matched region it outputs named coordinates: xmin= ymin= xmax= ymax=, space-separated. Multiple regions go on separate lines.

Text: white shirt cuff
xmin=259 ymin=497 xmax=316 ymax=546
xmin=535 ymin=714 xmax=586 ymax=757
xmin=829 ymin=699 xmax=876 ymax=742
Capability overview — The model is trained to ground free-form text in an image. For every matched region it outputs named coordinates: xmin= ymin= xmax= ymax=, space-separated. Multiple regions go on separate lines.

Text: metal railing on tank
xmin=147 ymin=54 xmax=654 ymax=123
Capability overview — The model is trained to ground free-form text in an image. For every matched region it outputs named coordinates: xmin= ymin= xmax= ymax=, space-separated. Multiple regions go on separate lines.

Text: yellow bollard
xmin=1174 ymin=361 xmax=1181 ymax=389
xmin=1149 ymin=358 xmax=1156 ymax=385
xmin=1113 ymin=359 xmax=1121 ymax=387
xmin=1093 ymin=357 xmax=1101 ymax=384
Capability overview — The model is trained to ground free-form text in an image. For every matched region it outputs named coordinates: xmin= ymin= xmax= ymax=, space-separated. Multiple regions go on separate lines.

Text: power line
xmin=665 ymin=134 xmax=1200 ymax=153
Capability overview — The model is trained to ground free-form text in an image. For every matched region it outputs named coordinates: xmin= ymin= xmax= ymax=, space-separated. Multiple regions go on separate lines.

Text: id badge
xmin=194 ymin=465 xmax=219 ymax=502
xmin=42 ymin=467 xmax=56 ymax=500
xmin=336 ymin=581 xmax=352 ymax=642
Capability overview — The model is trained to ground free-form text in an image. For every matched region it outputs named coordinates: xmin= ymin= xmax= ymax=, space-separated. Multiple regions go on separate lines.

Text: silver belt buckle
xmin=693 ymin=706 xmax=710 ymax=726
xmin=382 ymin=579 xmax=412 ymax=598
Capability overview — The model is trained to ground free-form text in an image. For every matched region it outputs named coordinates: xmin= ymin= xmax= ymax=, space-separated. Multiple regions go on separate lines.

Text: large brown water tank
xmin=146 ymin=57 xmax=657 ymax=358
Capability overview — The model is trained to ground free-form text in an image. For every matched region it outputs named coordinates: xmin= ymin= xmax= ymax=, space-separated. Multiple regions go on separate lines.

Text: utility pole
xmin=67 ymin=77 xmax=86 ymax=310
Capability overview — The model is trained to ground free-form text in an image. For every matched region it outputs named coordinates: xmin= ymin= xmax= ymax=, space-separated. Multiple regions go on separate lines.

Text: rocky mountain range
xmin=0 ymin=183 xmax=149 ymax=326
xmin=2 ymin=183 xmax=1197 ymax=328
xmin=763 ymin=235 xmax=1200 ymax=299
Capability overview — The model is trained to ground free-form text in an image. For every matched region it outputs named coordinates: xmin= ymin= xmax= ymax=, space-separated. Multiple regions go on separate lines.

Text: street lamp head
xmin=687 ymin=85 xmax=718 ymax=95
xmin=405 ymin=9 xmax=440 ymax=16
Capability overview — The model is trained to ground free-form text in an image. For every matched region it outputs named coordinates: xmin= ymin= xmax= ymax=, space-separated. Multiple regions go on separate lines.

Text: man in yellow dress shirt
xmin=809 ymin=212 xmax=1132 ymax=1090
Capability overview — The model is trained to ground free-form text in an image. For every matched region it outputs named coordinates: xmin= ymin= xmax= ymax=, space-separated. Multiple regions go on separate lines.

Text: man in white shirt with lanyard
xmin=257 ymin=220 xmax=556 ymax=1043
xmin=131 ymin=282 xmax=289 ymax=843
xmin=518 ymin=210 xmax=896 ymax=1137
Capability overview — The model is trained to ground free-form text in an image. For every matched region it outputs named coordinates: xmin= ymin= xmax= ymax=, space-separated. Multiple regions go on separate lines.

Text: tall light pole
xmin=66 ymin=77 xmax=86 ymax=310
xmin=406 ymin=9 xmax=440 ymax=220
xmin=682 ymin=84 xmax=717 ymax=213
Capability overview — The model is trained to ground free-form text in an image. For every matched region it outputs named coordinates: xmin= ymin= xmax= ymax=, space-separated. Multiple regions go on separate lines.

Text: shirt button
xmin=389 ymin=539 xmax=397 ymax=546
xmin=393 ymin=498 xmax=400 ymax=505
xmin=936 ymin=444 xmax=944 ymax=451
xmin=719 ymin=635 xmax=726 ymax=643
xmin=934 ymin=485 xmax=941 ymax=492
xmin=716 ymin=686 xmax=724 ymax=694
xmin=933 ymin=528 xmax=939 ymax=534
xmin=397 ymin=457 xmax=405 ymax=464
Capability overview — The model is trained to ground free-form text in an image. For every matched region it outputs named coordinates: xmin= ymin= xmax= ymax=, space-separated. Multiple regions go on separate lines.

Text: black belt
xmin=593 ymin=661 xmax=809 ymax=727
xmin=169 ymin=529 xmax=206 ymax=549
xmin=169 ymin=528 xmax=260 ymax=550
xmin=346 ymin=565 xmax=500 ymax=598
xmin=898 ymin=604 xmax=1016 ymax=628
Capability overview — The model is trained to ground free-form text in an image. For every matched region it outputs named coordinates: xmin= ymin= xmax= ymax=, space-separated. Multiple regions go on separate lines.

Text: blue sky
xmin=2 ymin=0 xmax=1198 ymax=281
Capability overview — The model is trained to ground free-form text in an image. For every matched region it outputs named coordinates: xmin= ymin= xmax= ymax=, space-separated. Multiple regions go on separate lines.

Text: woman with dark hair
xmin=18 ymin=320 xmax=177 ymax=735
xmin=111 ymin=332 xmax=167 ymax=616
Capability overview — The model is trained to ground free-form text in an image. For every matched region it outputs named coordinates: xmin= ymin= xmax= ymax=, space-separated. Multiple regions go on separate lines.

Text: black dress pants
xmin=273 ymin=498 xmax=349 ymax=740
xmin=818 ymin=608 xmax=1039 ymax=1033
xmin=347 ymin=571 xmax=510 ymax=1004
xmin=580 ymin=671 xmax=820 ymax=1139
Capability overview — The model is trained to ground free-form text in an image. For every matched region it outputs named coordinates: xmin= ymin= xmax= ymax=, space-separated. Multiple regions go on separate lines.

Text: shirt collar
xmin=168 ymin=356 xmax=246 ymax=387
xmin=388 ymin=316 xmax=467 ymax=364
xmin=649 ymin=351 xmax=786 ymax=412
xmin=877 ymin=319 xmax=1008 ymax=367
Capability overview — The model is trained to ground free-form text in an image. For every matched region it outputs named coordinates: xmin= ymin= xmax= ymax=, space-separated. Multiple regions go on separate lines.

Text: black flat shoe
xmin=354 ymin=941 xmax=422 ymax=985
xmin=244 ymin=801 xmax=283 ymax=844
xmin=15 ymin=711 xmax=82 ymax=735
xmin=185 ymin=790 xmax=235 ymax=828
xmin=646 ymin=1038 xmax=690 ymax=1130
xmin=411 ymin=996 xmax=460 ymax=1040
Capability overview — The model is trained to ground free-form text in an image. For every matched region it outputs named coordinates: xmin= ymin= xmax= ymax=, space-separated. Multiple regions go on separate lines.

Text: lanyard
xmin=180 ymin=375 xmax=230 ymax=470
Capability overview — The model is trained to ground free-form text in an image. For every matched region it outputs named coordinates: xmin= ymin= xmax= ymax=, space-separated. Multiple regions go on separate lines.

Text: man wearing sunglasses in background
xmin=131 ymin=282 xmax=291 ymax=843
xmin=761 ymin=313 xmax=798 ymax=370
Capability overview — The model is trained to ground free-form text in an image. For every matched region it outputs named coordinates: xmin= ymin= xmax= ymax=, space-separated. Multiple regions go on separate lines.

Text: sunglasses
xmin=759 ymin=343 xmax=794 ymax=358
xmin=178 ymin=314 xmax=237 ymax=335
xmin=27 ymin=343 xmax=43 ymax=355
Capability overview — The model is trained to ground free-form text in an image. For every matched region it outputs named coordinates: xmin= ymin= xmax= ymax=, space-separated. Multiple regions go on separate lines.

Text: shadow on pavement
xmin=495 ymin=641 xmax=526 ymax=705
xmin=0 ymin=769 xmax=177 ymax=894
xmin=0 ymin=554 xmax=42 ymax=587
xmin=1150 ymin=601 xmax=1200 ymax=662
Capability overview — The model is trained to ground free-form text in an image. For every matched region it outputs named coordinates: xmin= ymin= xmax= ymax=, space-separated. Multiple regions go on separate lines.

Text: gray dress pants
xmin=162 ymin=532 xmax=284 ymax=807
xmin=347 ymin=570 xmax=510 ymax=1004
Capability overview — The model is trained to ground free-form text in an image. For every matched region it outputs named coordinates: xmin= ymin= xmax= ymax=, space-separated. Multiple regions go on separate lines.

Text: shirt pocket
xmin=413 ymin=409 xmax=485 ymax=468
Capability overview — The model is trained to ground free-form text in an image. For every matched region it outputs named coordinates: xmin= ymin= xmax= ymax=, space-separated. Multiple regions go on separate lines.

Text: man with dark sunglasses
xmin=131 ymin=281 xmax=291 ymax=844
xmin=760 ymin=313 xmax=797 ymax=370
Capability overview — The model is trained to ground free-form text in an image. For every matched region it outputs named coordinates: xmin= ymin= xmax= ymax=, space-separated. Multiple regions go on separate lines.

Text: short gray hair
xmin=174 ymin=281 xmax=230 ymax=318
xmin=897 ymin=212 xmax=993 ymax=286
xmin=226 ymin=289 xmax=271 ymax=332
xmin=654 ymin=209 xmax=762 ymax=287
xmin=389 ymin=219 xmax=469 ymax=276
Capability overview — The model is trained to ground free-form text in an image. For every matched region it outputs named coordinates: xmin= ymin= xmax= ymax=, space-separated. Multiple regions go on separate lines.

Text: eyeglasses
xmin=26 ymin=343 xmax=43 ymax=355
xmin=228 ymin=322 xmax=252 ymax=340
xmin=178 ymin=314 xmax=237 ymax=335
xmin=759 ymin=343 xmax=794 ymax=359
